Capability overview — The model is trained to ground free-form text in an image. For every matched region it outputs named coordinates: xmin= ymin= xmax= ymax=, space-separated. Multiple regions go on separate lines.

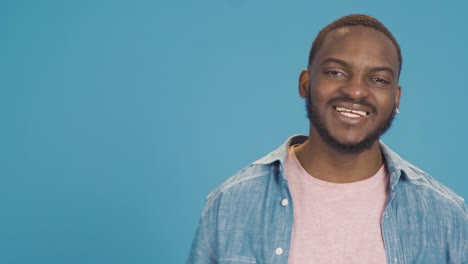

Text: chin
xmin=330 ymin=137 xmax=378 ymax=154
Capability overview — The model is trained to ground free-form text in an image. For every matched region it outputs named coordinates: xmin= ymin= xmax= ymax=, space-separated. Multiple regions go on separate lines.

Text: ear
xmin=299 ymin=69 xmax=310 ymax=99
xmin=395 ymin=84 xmax=401 ymax=109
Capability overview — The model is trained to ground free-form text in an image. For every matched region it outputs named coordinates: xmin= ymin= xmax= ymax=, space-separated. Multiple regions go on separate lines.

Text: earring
xmin=395 ymin=108 xmax=400 ymax=114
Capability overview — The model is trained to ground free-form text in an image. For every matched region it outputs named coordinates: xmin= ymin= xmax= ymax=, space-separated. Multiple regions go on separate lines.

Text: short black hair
xmin=308 ymin=14 xmax=402 ymax=77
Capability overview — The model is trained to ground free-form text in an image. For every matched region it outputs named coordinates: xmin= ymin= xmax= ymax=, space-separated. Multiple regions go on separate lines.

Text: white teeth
xmin=340 ymin=112 xmax=360 ymax=118
xmin=335 ymin=107 xmax=368 ymax=117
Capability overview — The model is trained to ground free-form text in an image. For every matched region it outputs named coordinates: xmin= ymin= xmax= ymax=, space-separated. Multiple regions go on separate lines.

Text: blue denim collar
xmin=253 ymin=134 xmax=423 ymax=189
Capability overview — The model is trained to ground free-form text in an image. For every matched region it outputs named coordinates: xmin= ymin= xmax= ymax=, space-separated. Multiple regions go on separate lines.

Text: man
xmin=188 ymin=14 xmax=468 ymax=263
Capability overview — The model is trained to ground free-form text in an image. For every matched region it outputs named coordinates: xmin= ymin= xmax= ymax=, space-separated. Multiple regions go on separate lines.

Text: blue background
xmin=3 ymin=0 xmax=468 ymax=263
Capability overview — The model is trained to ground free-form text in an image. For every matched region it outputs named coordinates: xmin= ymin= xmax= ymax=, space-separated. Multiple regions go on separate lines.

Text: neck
xmin=294 ymin=134 xmax=384 ymax=183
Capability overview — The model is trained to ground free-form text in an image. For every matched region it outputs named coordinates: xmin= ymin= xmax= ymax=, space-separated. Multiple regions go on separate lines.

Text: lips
xmin=334 ymin=106 xmax=369 ymax=118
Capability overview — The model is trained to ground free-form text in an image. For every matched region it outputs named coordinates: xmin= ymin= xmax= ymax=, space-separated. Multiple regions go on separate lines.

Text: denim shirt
xmin=188 ymin=135 xmax=468 ymax=263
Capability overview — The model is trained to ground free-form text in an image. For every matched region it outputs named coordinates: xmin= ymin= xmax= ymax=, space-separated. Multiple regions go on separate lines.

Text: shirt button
xmin=281 ymin=199 xmax=289 ymax=206
xmin=275 ymin=247 xmax=283 ymax=255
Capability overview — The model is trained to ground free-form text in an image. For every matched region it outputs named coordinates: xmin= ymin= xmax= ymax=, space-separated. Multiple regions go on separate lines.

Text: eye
xmin=371 ymin=77 xmax=390 ymax=84
xmin=324 ymin=70 xmax=345 ymax=77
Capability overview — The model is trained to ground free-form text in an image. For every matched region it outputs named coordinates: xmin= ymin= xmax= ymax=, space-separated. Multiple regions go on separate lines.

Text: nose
xmin=340 ymin=76 xmax=370 ymax=99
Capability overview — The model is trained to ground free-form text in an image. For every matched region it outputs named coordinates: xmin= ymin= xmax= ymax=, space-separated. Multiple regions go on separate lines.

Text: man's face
xmin=300 ymin=26 xmax=401 ymax=153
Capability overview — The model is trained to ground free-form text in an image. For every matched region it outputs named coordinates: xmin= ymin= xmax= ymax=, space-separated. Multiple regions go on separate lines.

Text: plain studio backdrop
xmin=3 ymin=0 xmax=468 ymax=263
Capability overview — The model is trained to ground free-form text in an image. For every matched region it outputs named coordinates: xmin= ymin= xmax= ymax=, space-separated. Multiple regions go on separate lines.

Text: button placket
xmin=275 ymin=247 xmax=283 ymax=255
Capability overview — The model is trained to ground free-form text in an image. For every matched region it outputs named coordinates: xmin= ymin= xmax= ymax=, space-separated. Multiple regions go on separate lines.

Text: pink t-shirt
xmin=285 ymin=146 xmax=388 ymax=264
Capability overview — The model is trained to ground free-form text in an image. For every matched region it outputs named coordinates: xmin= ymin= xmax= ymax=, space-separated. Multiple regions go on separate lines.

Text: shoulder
xmin=403 ymin=161 xmax=466 ymax=215
xmin=207 ymin=162 xmax=274 ymax=200
xmin=201 ymin=135 xmax=307 ymax=215
xmin=201 ymin=161 xmax=280 ymax=216
xmin=390 ymin=153 xmax=467 ymax=219
xmin=381 ymin=142 xmax=467 ymax=217
xmin=390 ymin=157 xmax=468 ymax=261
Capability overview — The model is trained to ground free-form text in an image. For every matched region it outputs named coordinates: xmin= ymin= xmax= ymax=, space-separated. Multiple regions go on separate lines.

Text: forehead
xmin=314 ymin=26 xmax=399 ymax=73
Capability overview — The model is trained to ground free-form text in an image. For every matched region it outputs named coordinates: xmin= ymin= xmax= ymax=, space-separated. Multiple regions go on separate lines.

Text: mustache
xmin=327 ymin=96 xmax=377 ymax=113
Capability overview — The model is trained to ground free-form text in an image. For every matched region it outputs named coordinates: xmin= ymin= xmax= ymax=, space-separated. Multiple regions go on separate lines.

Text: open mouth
xmin=334 ymin=106 xmax=369 ymax=118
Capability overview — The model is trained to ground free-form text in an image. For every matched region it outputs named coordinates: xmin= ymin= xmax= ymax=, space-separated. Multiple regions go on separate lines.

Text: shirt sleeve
xmin=187 ymin=197 xmax=219 ymax=264
xmin=461 ymin=205 xmax=468 ymax=264
xmin=463 ymin=235 xmax=468 ymax=263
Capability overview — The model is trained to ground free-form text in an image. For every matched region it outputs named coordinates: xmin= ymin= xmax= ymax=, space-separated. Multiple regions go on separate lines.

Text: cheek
xmin=309 ymin=82 xmax=334 ymax=104
xmin=376 ymin=94 xmax=397 ymax=114
xmin=308 ymin=92 xmax=329 ymax=112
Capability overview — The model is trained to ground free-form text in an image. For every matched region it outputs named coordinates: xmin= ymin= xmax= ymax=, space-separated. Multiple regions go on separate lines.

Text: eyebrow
xmin=320 ymin=57 xmax=395 ymax=77
xmin=320 ymin=57 xmax=351 ymax=68
xmin=368 ymin=66 xmax=395 ymax=77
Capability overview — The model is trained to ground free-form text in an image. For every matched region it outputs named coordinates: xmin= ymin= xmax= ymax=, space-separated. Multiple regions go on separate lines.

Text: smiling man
xmin=188 ymin=14 xmax=468 ymax=263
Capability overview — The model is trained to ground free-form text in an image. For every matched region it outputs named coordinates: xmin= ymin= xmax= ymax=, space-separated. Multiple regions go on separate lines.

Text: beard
xmin=306 ymin=92 xmax=396 ymax=154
